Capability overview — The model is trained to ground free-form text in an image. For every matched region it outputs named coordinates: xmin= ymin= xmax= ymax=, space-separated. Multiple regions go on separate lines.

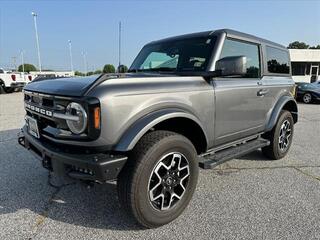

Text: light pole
xmin=68 ymin=40 xmax=74 ymax=72
xmin=118 ymin=21 xmax=121 ymax=71
xmin=20 ymin=50 xmax=25 ymax=73
xmin=81 ymin=51 xmax=88 ymax=75
xmin=31 ymin=11 xmax=42 ymax=72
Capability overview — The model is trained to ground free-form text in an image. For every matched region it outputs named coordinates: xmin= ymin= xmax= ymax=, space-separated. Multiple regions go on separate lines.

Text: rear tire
xmin=262 ymin=110 xmax=294 ymax=160
xmin=117 ymin=130 xmax=199 ymax=228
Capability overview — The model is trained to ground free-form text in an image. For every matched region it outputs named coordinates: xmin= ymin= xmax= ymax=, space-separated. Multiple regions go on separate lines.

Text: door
xmin=213 ymin=38 xmax=266 ymax=146
xmin=311 ymin=66 xmax=319 ymax=83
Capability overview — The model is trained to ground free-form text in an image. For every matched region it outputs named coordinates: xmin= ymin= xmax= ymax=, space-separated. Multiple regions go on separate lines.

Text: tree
xmin=94 ymin=69 xmax=102 ymax=74
xmin=75 ymin=71 xmax=85 ymax=76
xmin=18 ymin=64 xmax=37 ymax=73
xmin=118 ymin=65 xmax=128 ymax=73
xmin=309 ymin=45 xmax=320 ymax=49
xmin=87 ymin=71 xmax=94 ymax=76
xmin=103 ymin=64 xmax=115 ymax=73
xmin=287 ymin=41 xmax=309 ymax=49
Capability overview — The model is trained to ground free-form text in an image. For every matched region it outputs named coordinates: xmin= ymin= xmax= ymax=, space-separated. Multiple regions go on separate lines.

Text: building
xmin=289 ymin=49 xmax=320 ymax=83
xmin=30 ymin=71 xmax=75 ymax=78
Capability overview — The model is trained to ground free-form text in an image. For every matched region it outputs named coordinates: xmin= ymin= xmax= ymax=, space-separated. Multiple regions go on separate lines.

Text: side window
xmin=0 ymin=69 xmax=3 ymax=74
xmin=266 ymin=46 xmax=290 ymax=74
xmin=219 ymin=39 xmax=260 ymax=78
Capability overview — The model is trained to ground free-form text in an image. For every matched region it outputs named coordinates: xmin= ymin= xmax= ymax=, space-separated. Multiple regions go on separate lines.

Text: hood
xmin=23 ymin=73 xmax=176 ymax=97
xmin=24 ymin=75 xmax=101 ymax=97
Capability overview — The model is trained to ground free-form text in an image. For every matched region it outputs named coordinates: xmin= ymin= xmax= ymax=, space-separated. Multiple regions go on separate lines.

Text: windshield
xmin=130 ymin=36 xmax=216 ymax=73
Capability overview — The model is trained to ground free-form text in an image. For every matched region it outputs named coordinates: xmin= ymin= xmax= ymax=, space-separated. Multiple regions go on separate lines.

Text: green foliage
xmin=288 ymin=41 xmax=320 ymax=49
xmin=87 ymin=71 xmax=94 ymax=76
xmin=75 ymin=71 xmax=85 ymax=76
xmin=118 ymin=65 xmax=128 ymax=73
xmin=94 ymin=69 xmax=102 ymax=74
xmin=309 ymin=45 xmax=320 ymax=49
xmin=18 ymin=64 xmax=37 ymax=73
xmin=103 ymin=64 xmax=115 ymax=73
xmin=287 ymin=41 xmax=309 ymax=49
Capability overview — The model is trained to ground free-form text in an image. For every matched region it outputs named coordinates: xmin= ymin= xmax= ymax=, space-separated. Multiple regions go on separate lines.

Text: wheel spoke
xmin=148 ymin=152 xmax=190 ymax=211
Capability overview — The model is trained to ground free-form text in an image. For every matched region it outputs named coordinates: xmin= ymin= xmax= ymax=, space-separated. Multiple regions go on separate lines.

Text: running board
xmin=199 ymin=138 xmax=270 ymax=169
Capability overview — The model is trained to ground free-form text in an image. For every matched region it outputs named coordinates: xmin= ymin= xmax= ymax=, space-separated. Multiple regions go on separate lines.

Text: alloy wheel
xmin=303 ymin=93 xmax=312 ymax=103
xmin=278 ymin=119 xmax=292 ymax=152
xmin=148 ymin=152 xmax=190 ymax=211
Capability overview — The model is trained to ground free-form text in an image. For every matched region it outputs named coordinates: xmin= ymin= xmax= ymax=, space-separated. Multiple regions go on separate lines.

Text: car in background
xmin=296 ymin=81 xmax=320 ymax=103
xmin=0 ymin=69 xmax=34 ymax=93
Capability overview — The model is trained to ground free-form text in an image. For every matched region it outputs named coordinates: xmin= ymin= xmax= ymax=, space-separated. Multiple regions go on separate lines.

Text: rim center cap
xmin=165 ymin=177 xmax=173 ymax=186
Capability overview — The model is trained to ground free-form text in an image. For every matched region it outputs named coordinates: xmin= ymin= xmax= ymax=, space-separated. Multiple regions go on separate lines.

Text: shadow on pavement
xmin=0 ymin=128 xmax=141 ymax=231
xmin=0 ymin=128 xmax=275 ymax=231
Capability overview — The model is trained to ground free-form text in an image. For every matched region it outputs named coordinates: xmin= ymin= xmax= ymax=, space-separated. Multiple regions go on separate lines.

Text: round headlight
xmin=66 ymin=102 xmax=87 ymax=134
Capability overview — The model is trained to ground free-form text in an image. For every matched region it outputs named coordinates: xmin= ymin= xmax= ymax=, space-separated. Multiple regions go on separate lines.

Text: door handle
xmin=257 ymin=89 xmax=269 ymax=96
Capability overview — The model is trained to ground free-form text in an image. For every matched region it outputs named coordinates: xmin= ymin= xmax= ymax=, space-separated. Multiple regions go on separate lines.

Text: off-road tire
xmin=117 ymin=130 xmax=199 ymax=228
xmin=262 ymin=110 xmax=294 ymax=160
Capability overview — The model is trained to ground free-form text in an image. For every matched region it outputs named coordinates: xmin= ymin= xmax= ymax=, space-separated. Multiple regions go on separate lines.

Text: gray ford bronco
xmin=19 ymin=29 xmax=298 ymax=228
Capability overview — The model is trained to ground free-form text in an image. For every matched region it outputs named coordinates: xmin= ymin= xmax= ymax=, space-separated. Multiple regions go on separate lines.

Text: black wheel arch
xmin=114 ymin=108 xmax=208 ymax=154
xmin=266 ymin=95 xmax=298 ymax=132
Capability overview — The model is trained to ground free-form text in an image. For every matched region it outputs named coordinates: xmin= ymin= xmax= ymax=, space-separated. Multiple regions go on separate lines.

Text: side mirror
xmin=215 ymin=56 xmax=247 ymax=77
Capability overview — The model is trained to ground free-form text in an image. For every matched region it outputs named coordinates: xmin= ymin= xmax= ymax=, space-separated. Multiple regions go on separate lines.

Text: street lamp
xmin=20 ymin=50 xmax=25 ymax=73
xmin=81 ymin=51 xmax=88 ymax=75
xmin=68 ymin=40 xmax=74 ymax=72
xmin=31 ymin=11 xmax=42 ymax=72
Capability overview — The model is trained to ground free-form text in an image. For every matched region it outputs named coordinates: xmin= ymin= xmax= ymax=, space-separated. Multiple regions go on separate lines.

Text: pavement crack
xmin=293 ymin=167 xmax=320 ymax=183
xmin=28 ymin=172 xmax=76 ymax=240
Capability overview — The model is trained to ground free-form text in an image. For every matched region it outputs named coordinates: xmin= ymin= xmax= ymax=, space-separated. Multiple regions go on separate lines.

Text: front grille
xmin=24 ymin=91 xmax=72 ymax=139
xmin=24 ymin=91 xmax=100 ymax=142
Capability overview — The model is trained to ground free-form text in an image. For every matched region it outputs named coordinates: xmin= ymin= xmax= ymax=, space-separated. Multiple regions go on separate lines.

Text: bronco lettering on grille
xmin=25 ymin=103 xmax=53 ymax=117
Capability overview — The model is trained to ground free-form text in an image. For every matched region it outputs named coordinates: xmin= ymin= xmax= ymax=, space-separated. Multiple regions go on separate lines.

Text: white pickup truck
xmin=0 ymin=69 xmax=34 ymax=93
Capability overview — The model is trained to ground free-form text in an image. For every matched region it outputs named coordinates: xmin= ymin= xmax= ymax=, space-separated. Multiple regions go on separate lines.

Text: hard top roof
xmin=149 ymin=29 xmax=286 ymax=49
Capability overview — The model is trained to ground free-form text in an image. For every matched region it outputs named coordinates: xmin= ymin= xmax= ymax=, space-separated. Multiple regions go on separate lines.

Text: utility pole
xmin=118 ymin=21 xmax=121 ymax=71
xmin=31 ymin=12 xmax=42 ymax=72
xmin=68 ymin=40 xmax=74 ymax=72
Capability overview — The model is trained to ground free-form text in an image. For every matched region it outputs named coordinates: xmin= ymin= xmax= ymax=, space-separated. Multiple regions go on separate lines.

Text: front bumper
xmin=18 ymin=127 xmax=127 ymax=182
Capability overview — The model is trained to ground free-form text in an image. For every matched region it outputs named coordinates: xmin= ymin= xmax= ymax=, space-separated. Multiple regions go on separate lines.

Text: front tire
xmin=117 ymin=130 xmax=199 ymax=228
xmin=262 ymin=110 xmax=294 ymax=160
xmin=302 ymin=93 xmax=312 ymax=104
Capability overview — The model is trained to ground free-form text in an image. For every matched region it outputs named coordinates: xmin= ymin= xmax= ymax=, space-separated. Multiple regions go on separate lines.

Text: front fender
xmin=265 ymin=95 xmax=298 ymax=132
xmin=114 ymin=108 xmax=208 ymax=152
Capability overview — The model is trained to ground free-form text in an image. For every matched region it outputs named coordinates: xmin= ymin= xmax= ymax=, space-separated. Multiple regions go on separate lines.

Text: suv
xmin=19 ymin=29 xmax=298 ymax=228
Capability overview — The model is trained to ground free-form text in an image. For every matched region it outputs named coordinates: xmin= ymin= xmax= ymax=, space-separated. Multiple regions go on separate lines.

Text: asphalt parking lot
xmin=0 ymin=92 xmax=320 ymax=240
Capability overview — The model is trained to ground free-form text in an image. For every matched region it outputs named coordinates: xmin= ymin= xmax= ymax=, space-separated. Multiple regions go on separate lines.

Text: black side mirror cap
xmin=215 ymin=56 xmax=247 ymax=77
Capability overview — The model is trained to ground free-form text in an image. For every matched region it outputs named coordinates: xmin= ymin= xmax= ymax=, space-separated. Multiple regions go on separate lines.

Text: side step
xmin=199 ymin=138 xmax=270 ymax=169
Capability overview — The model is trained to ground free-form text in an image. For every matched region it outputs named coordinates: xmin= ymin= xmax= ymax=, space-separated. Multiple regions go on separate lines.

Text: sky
xmin=0 ymin=0 xmax=319 ymax=72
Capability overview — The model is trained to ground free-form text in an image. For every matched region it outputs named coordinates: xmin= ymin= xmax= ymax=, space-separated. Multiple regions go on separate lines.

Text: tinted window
xmin=219 ymin=39 xmax=260 ymax=78
xmin=266 ymin=46 xmax=290 ymax=74
xmin=130 ymin=37 xmax=216 ymax=72
xmin=292 ymin=62 xmax=306 ymax=76
xmin=0 ymin=69 xmax=3 ymax=73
